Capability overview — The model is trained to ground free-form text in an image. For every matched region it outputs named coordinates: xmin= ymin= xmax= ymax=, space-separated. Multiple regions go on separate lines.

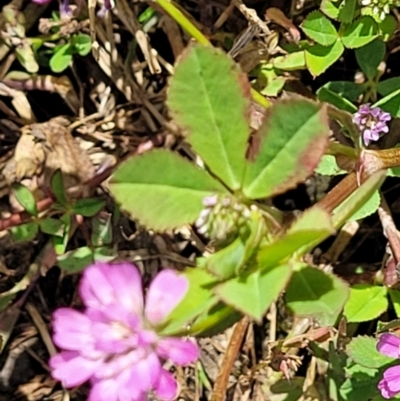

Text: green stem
xmin=327 ymin=142 xmax=358 ymax=159
xmin=154 ymin=0 xmax=210 ymax=45
xmin=153 ymin=0 xmax=272 ymax=109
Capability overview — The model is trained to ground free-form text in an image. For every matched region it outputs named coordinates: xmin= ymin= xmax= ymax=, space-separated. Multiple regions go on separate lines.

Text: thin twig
xmin=211 ymin=316 xmax=250 ymax=401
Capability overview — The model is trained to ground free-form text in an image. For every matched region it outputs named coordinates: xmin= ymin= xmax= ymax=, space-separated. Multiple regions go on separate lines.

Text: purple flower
xmin=32 ymin=0 xmax=114 ymax=17
xmin=31 ymin=0 xmax=72 ymax=18
xmin=352 ymin=103 xmax=391 ymax=146
xmin=377 ymin=333 xmax=400 ymax=398
xmin=97 ymin=0 xmax=115 ymax=17
xmin=50 ymin=262 xmax=199 ymax=401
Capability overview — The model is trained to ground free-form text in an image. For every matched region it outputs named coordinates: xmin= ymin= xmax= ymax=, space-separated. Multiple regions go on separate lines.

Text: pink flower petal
xmin=91 ymin=367 xmax=146 ymax=401
xmin=80 ymin=263 xmax=118 ymax=308
xmin=94 ymin=352 xmax=139 ymax=380
xmin=154 ymin=369 xmax=178 ymax=401
xmin=80 ymin=262 xmax=144 ymax=314
xmin=145 ymin=270 xmax=188 ymax=325
xmin=128 ymin=352 xmax=162 ymax=392
xmin=52 ymin=309 xmax=94 ymax=351
xmin=359 ymin=104 xmax=371 ymax=113
xmin=88 ymin=378 xmax=119 ymax=401
xmin=379 ymin=365 xmax=400 ymax=398
xmin=50 ymin=351 xmax=102 ymax=387
xmin=371 ymin=107 xmax=381 ymax=117
xmin=377 ymin=333 xmax=400 ymax=358
xmin=157 ymin=338 xmax=199 ymax=365
xmin=378 ymin=378 xmax=391 ymax=399
xmin=105 ymin=262 xmax=144 ymax=314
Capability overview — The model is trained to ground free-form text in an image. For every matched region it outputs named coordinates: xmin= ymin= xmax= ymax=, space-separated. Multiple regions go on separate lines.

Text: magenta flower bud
xmin=49 ymin=262 xmax=199 ymax=401
xmin=377 ymin=333 xmax=400 ymax=398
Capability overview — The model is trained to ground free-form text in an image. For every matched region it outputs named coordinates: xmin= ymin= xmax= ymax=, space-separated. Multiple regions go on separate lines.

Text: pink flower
xmin=50 ymin=262 xmax=199 ymax=401
xmin=352 ymin=103 xmax=391 ymax=146
xmin=377 ymin=333 xmax=400 ymax=399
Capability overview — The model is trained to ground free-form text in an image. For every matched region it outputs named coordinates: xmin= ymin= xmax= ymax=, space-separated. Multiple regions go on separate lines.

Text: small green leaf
xmin=340 ymin=367 xmax=379 ymax=401
xmin=344 ymin=284 xmax=387 ymax=322
xmin=301 ymin=11 xmax=338 ymax=46
xmin=340 ymin=16 xmax=379 ymax=49
xmin=347 ymin=190 xmax=380 ymax=221
xmin=319 ymin=81 xmax=365 ymax=102
xmin=305 ymin=40 xmax=344 ymax=77
xmin=11 ymin=183 xmax=38 ymax=216
xmin=388 ymin=289 xmax=400 ymax=318
xmin=215 ymin=264 xmax=293 ymax=323
xmin=109 ymin=149 xmax=228 ymax=231
xmin=168 ymin=43 xmax=251 ymax=191
xmin=315 ymin=155 xmax=347 ymax=175
xmin=138 ymin=6 xmax=156 ymax=23
xmin=243 ymin=98 xmax=330 ymax=199
xmin=373 ymin=88 xmax=400 ymax=118
xmin=261 ymin=76 xmax=286 ymax=97
xmin=273 ymin=51 xmax=306 ymax=71
xmin=388 ymin=165 xmax=400 ymax=177
xmin=258 ymin=207 xmax=335 ymax=268
xmin=158 ymin=268 xmax=220 ymax=336
xmin=72 ymin=34 xmax=92 ymax=56
xmin=317 ymin=86 xmax=358 ymax=113
xmin=338 ymin=0 xmax=357 ymax=23
xmin=347 ymin=336 xmax=393 ymax=368
xmin=30 ymin=38 xmax=44 ymax=52
xmin=187 ymin=303 xmax=242 ymax=337
xmin=72 ymin=198 xmax=105 ymax=217
xmin=93 ymin=246 xmax=116 ymax=262
xmin=52 ymin=214 xmax=70 ymax=255
xmin=39 ymin=218 xmax=64 ymax=236
xmin=11 ymin=222 xmax=38 ymax=242
xmin=269 ymin=378 xmax=305 ymax=400
xmin=378 ymin=14 xmax=397 ymax=41
xmin=51 ymin=169 xmax=68 ymax=207
xmin=320 ymin=0 xmax=340 ymax=19
xmin=377 ymin=77 xmax=400 ymax=96
xmin=332 ymin=171 xmax=386 ymax=230
xmin=91 ymin=213 xmax=113 ymax=246
xmin=49 ymin=44 xmax=73 ymax=73
xmin=57 ymin=246 xmax=94 ymax=273
xmin=286 ymin=265 xmax=349 ymax=326
xmin=355 ymin=39 xmax=385 ymax=80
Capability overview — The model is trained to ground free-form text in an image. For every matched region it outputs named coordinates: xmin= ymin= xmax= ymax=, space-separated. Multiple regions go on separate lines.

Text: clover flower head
xmin=50 ymin=262 xmax=199 ymax=401
xmin=352 ymin=103 xmax=391 ymax=146
xmin=195 ymin=194 xmax=251 ymax=240
xmin=360 ymin=0 xmax=400 ymax=20
xmin=377 ymin=333 xmax=400 ymax=399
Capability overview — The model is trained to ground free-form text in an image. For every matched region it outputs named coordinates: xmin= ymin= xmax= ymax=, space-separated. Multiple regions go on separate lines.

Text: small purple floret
xmin=97 ymin=0 xmax=115 ymax=17
xmin=352 ymin=103 xmax=391 ymax=146
xmin=377 ymin=333 xmax=400 ymax=399
xmin=50 ymin=262 xmax=199 ymax=401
